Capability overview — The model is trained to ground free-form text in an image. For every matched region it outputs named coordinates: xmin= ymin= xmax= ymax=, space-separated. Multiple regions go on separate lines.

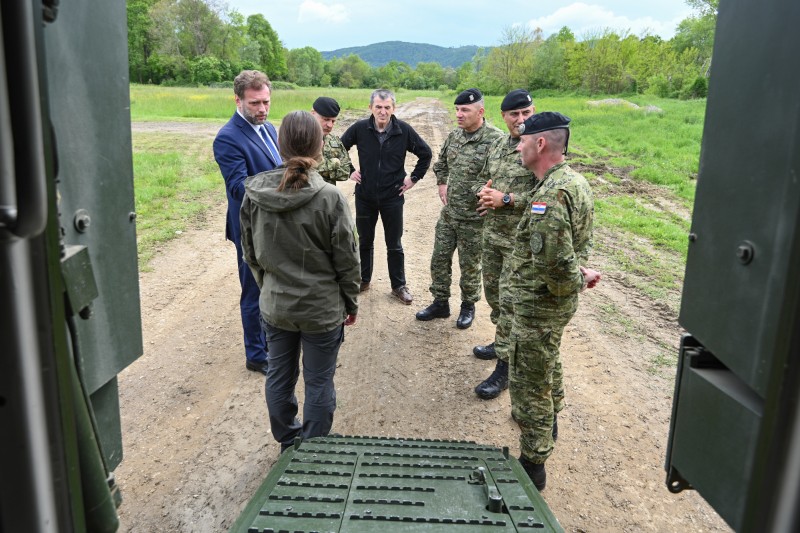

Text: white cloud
xmin=298 ymin=1 xmax=350 ymax=24
xmin=526 ymin=2 xmax=684 ymax=39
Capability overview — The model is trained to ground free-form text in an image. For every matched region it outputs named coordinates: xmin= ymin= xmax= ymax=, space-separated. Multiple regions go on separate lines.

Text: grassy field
xmin=129 ymin=85 xmax=444 ymax=122
xmin=130 ymin=85 xmax=705 ymax=293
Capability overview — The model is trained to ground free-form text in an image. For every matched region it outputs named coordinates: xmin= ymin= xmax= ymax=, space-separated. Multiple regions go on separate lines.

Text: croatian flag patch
xmin=531 ymin=202 xmax=547 ymax=215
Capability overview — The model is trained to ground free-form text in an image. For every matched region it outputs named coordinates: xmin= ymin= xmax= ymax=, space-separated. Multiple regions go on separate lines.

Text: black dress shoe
xmin=360 ymin=281 xmax=370 ymax=292
xmin=473 ymin=342 xmax=496 ymax=360
xmin=456 ymin=302 xmax=475 ymax=329
xmin=519 ymin=455 xmax=547 ymax=491
xmin=415 ymin=299 xmax=450 ymax=320
xmin=474 ymin=359 xmax=508 ymax=400
xmin=246 ymin=360 xmax=268 ymax=375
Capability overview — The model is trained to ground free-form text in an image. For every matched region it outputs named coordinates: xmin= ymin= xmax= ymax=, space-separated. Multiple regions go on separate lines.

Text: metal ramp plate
xmin=231 ymin=435 xmax=563 ymax=532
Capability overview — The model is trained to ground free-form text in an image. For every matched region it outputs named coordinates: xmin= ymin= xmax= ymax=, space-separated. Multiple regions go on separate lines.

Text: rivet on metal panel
xmin=74 ymin=209 xmax=91 ymax=233
xmin=736 ymin=241 xmax=755 ymax=264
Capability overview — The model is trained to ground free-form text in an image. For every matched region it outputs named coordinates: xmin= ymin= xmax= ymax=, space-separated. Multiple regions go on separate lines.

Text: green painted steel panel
xmin=42 ymin=0 xmax=142 ymax=396
xmin=232 ymin=436 xmax=562 ymax=532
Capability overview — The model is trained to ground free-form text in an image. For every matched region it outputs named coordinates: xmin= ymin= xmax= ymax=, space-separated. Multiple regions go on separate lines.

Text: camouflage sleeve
xmin=472 ymin=145 xmax=493 ymax=195
xmin=239 ymin=194 xmax=264 ymax=289
xmin=512 ymin=184 xmax=533 ymax=216
xmin=433 ymin=133 xmax=452 ymax=185
xmin=531 ymin=189 xmax=584 ymax=297
xmin=319 ymin=136 xmax=352 ymax=183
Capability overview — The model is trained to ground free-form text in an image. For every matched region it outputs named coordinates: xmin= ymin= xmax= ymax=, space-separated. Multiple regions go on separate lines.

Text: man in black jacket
xmin=341 ymin=89 xmax=432 ymax=304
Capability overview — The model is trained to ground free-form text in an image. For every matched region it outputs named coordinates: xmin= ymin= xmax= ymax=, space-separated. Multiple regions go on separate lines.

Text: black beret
xmin=501 ymin=89 xmax=533 ymax=111
xmin=312 ymin=96 xmax=340 ymax=117
xmin=454 ymin=88 xmax=483 ymax=105
xmin=518 ymin=111 xmax=571 ymax=136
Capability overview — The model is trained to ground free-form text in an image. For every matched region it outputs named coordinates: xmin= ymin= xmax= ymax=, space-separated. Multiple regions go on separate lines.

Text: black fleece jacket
xmin=341 ymin=115 xmax=432 ymax=203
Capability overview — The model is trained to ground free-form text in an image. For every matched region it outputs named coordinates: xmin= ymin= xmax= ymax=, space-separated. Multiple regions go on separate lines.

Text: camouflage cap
xmin=518 ymin=111 xmax=571 ymax=136
xmin=501 ymin=89 xmax=533 ymax=111
xmin=312 ymin=96 xmax=340 ymax=118
xmin=454 ymin=88 xmax=483 ymax=105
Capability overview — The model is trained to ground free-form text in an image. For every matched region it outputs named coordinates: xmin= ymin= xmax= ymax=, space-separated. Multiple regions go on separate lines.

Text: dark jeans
xmin=355 ymin=195 xmax=405 ymax=289
xmin=233 ymin=236 xmax=268 ymax=364
xmin=262 ymin=322 xmax=344 ymax=448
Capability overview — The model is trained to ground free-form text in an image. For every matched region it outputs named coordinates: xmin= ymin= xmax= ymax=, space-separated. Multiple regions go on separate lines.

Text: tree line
xmin=128 ymin=0 xmax=717 ymax=99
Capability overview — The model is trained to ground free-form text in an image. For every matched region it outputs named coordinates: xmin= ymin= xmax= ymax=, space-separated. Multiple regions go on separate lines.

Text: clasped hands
xmin=477 ymin=178 xmax=504 ymax=216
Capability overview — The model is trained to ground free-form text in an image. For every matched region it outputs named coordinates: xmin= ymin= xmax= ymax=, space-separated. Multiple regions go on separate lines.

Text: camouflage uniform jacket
xmin=433 ymin=120 xmax=504 ymax=222
xmin=508 ymin=162 xmax=594 ymax=318
xmin=318 ymin=133 xmax=352 ymax=185
xmin=479 ymin=134 xmax=537 ymax=239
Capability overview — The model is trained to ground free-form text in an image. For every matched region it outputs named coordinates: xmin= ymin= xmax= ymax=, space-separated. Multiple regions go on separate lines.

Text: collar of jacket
xmin=368 ymin=114 xmax=400 ymax=134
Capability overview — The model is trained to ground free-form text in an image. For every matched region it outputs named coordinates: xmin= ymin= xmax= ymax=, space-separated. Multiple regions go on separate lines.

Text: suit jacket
xmin=213 ymin=112 xmax=280 ymax=244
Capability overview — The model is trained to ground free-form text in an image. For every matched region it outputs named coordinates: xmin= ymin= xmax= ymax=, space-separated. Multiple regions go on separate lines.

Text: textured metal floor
xmin=231 ymin=435 xmax=562 ymax=532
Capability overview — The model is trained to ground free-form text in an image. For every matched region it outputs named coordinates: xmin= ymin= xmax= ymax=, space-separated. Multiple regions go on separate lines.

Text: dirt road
xmin=118 ymin=99 xmax=730 ymax=532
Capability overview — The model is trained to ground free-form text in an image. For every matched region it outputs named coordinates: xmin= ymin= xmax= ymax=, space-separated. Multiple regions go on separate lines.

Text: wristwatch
xmin=502 ymin=193 xmax=511 ymax=206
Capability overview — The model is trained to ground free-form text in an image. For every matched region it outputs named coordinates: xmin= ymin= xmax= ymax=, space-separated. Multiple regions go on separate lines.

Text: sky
xmin=226 ymin=0 xmax=695 ymax=51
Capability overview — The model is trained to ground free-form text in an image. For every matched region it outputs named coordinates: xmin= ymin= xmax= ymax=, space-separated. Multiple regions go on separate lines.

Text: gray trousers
xmin=262 ymin=322 xmax=344 ymax=448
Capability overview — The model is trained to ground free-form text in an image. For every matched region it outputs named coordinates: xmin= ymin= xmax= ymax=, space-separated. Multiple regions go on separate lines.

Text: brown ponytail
xmin=276 ymin=111 xmax=323 ymax=192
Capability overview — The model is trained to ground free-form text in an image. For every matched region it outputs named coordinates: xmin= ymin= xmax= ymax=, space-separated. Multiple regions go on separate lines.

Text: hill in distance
xmin=321 ymin=41 xmax=485 ymax=68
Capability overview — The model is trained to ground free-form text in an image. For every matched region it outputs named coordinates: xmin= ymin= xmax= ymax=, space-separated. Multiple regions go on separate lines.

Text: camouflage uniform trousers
xmin=429 ymin=208 xmax=483 ymax=302
xmin=509 ymin=309 xmax=571 ymax=464
xmin=481 ymin=231 xmax=514 ymax=363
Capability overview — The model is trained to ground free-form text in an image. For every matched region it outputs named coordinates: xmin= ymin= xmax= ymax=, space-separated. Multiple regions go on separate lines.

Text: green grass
xmin=132 ymin=131 xmax=222 ymax=268
xmin=483 ymin=94 xmax=704 ymax=202
xmin=129 ymin=84 xmax=446 ymax=122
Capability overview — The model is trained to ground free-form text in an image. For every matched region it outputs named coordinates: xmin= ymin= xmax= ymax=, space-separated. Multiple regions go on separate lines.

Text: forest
xmin=127 ymin=0 xmax=718 ymax=99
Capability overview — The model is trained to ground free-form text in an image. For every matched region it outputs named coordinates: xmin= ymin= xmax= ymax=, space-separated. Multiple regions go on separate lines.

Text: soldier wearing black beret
xmin=416 ymin=87 xmax=503 ymax=328
xmin=503 ymin=111 xmax=601 ymax=492
xmin=311 ymin=96 xmax=352 ymax=186
xmin=472 ymin=88 xmax=537 ymax=401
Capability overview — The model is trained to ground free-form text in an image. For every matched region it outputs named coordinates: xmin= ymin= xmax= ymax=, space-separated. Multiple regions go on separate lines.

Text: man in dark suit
xmin=213 ymin=70 xmax=282 ymax=375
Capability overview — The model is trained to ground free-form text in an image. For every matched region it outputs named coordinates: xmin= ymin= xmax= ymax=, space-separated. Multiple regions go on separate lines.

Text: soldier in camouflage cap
xmin=311 ymin=97 xmax=352 ymax=186
xmin=415 ymin=88 xmax=503 ymax=328
xmin=506 ymin=111 xmax=601 ymax=492
xmin=471 ymin=89 xmax=537 ymax=402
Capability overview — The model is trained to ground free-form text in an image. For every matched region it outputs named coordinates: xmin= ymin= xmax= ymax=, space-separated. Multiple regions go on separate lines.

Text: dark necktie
xmin=259 ymin=126 xmax=282 ymax=165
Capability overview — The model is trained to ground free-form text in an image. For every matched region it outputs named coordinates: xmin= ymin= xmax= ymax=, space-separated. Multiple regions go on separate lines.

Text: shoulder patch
xmin=531 ymin=201 xmax=547 ymax=215
xmin=530 ymin=232 xmax=544 ymax=254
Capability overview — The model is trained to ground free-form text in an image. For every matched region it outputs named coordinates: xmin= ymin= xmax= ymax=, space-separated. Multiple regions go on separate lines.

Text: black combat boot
xmin=415 ymin=299 xmax=450 ymax=321
xmin=518 ymin=455 xmax=547 ymax=491
xmin=474 ymin=359 xmax=508 ymax=400
xmin=473 ymin=342 xmax=496 ymax=360
xmin=456 ymin=302 xmax=475 ymax=329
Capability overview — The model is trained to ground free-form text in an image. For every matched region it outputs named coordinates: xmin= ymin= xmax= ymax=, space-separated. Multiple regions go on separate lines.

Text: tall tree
xmin=287 ymin=47 xmax=324 ymax=86
xmin=246 ymin=14 xmax=287 ymax=79
xmin=127 ymin=0 xmax=160 ymax=83
xmin=481 ymin=25 xmax=540 ymax=94
xmin=673 ymin=0 xmax=718 ymax=75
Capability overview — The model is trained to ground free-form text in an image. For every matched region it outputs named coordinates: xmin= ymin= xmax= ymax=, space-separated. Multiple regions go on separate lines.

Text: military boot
xmin=456 ymin=302 xmax=475 ymax=329
xmin=415 ymin=299 xmax=450 ymax=321
xmin=473 ymin=342 xmax=496 ymax=360
xmin=474 ymin=359 xmax=508 ymax=400
xmin=518 ymin=455 xmax=546 ymax=491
